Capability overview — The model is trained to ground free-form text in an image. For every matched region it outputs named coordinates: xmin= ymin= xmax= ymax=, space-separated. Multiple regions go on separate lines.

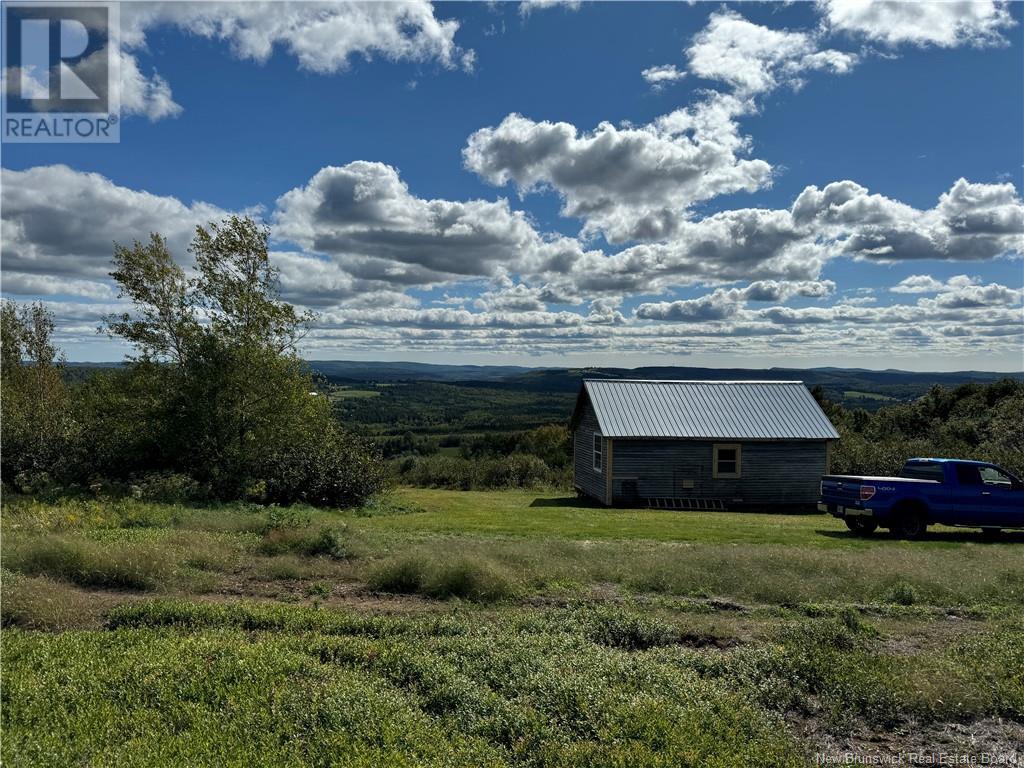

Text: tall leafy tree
xmin=106 ymin=216 xmax=384 ymax=504
xmin=107 ymin=233 xmax=197 ymax=364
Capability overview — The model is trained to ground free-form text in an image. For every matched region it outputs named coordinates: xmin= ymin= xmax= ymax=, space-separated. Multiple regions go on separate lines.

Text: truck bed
xmin=821 ymin=475 xmax=938 ymax=484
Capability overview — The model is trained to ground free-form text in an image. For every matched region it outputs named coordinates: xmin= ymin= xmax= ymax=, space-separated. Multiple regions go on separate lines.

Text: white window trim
xmin=593 ymin=433 xmax=603 ymax=472
xmin=712 ymin=443 xmax=741 ymax=479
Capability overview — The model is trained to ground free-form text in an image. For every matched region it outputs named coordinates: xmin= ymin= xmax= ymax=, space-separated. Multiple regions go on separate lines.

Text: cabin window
xmin=713 ymin=444 xmax=741 ymax=478
xmin=593 ymin=433 xmax=603 ymax=472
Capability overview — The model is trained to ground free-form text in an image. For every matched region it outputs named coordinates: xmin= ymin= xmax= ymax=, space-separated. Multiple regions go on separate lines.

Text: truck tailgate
xmin=820 ymin=476 xmax=864 ymax=507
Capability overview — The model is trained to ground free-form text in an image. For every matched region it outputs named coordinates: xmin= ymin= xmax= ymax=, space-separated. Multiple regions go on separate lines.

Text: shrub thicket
xmin=0 ymin=303 xmax=79 ymax=482
xmin=815 ymin=380 xmax=1024 ymax=477
xmin=1 ymin=217 xmax=386 ymax=508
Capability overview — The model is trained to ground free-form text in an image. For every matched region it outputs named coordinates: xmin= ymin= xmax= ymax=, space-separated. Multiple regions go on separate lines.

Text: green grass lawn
xmin=380 ymin=487 xmax=1022 ymax=549
xmin=379 ymin=488 xmax=870 ymax=545
xmin=3 ymin=489 xmax=1023 ymax=766
xmin=385 ymin=493 xmax=1024 ymax=548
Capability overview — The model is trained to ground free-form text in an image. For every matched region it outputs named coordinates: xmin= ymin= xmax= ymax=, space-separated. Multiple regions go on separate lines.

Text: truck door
xmin=952 ymin=464 xmax=993 ymax=526
xmin=976 ymin=465 xmax=1024 ymax=528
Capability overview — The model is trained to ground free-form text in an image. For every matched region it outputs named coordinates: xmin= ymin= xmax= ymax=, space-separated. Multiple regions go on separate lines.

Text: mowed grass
xmin=378 ymin=488 xmax=838 ymax=544
xmin=381 ymin=488 xmax=1021 ymax=548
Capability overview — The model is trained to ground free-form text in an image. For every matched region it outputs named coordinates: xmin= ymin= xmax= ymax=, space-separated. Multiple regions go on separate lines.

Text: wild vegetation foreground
xmin=3 ymin=489 xmax=1023 ymax=766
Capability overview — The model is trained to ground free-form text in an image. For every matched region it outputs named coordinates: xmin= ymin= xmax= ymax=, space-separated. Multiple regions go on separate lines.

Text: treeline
xmin=377 ymin=424 xmax=570 ymax=462
xmin=335 ymin=381 xmax=575 ymax=436
xmin=817 ymin=380 xmax=1023 ymax=477
xmin=2 ymin=217 xmax=385 ymax=508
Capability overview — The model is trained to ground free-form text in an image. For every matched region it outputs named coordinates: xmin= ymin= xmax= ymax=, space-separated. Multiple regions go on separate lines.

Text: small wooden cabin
xmin=570 ymin=380 xmax=839 ymax=510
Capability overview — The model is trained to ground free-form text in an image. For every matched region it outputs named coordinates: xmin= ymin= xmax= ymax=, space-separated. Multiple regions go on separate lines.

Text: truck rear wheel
xmin=891 ymin=506 xmax=928 ymax=540
xmin=845 ymin=517 xmax=877 ymax=535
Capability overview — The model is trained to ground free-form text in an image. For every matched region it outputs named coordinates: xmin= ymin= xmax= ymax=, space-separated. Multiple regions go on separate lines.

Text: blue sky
xmin=3 ymin=0 xmax=1023 ymax=370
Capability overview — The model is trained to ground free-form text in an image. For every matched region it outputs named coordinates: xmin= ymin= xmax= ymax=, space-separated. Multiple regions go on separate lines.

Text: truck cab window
xmin=901 ymin=462 xmax=943 ymax=481
xmin=979 ymin=466 xmax=1013 ymax=487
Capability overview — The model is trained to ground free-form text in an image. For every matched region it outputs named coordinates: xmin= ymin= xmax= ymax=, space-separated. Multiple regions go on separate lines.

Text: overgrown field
xmin=3 ymin=490 xmax=1023 ymax=766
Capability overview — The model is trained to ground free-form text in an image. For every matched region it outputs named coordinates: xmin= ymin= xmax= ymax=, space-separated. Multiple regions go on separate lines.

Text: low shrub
xmin=395 ymin=453 xmax=567 ymax=491
xmin=366 ymin=555 xmax=428 ymax=594
xmin=5 ymin=604 xmax=806 ymax=767
xmin=258 ymin=525 xmax=351 ymax=559
xmin=106 ymin=599 xmax=468 ymax=639
xmin=264 ymin=505 xmax=314 ymax=531
xmin=306 ymin=582 xmax=332 ymax=598
xmin=951 ymin=627 xmax=1024 ymax=718
xmin=882 ymin=581 xmax=919 ymax=606
xmin=128 ymin=471 xmax=205 ymax=503
xmin=697 ymin=618 xmax=902 ymax=728
xmin=6 ymin=597 xmax=1022 ymax=765
xmin=259 ymin=429 xmax=389 ymax=509
xmin=366 ymin=555 xmax=518 ymax=602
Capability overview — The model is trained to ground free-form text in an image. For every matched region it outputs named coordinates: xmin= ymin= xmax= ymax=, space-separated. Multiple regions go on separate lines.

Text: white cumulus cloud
xmin=108 ymin=1 xmax=472 ymax=121
xmin=641 ymin=64 xmax=686 ymax=89
xmin=463 ymin=96 xmax=773 ymax=244
xmin=1 ymin=165 xmax=227 ymax=283
xmin=686 ymin=10 xmax=857 ymax=96
xmin=819 ymin=0 xmax=1016 ymax=48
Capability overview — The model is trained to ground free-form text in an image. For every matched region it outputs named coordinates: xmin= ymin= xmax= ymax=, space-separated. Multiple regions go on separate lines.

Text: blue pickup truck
xmin=819 ymin=458 xmax=1024 ymax=538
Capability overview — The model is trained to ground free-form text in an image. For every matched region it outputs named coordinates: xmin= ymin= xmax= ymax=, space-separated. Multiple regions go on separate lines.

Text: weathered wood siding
xmin=611 ymin=439 xmax=828 ymax=507
xmin=572 ymin=401 xmax=606 ymax=502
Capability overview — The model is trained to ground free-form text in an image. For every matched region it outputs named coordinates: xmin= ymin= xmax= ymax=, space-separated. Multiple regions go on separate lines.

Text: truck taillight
xmin=860 ymin=486 xmax=876 ymax=501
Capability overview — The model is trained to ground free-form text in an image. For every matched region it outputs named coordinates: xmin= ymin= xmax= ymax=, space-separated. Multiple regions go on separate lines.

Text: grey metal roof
xmin=582 ymin=379 xmax=839 ymax=440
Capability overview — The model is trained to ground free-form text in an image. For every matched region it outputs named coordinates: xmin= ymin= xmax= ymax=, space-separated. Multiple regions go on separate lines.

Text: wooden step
xmin=644 ymin=497 xmax=726 ymax=511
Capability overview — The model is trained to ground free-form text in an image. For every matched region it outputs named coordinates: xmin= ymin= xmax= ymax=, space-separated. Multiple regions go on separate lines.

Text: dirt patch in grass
xmin=677 ymin=632 xmax=739 ymax=649
xmin=222 ymin=576 xmax=458 ymax=613
xmin=793 ymin=715 xmax=1024 ymax=763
